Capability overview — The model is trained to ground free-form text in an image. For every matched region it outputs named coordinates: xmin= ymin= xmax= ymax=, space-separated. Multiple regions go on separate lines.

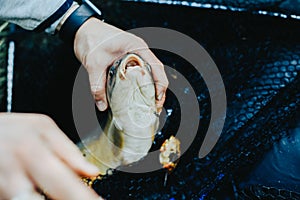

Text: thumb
xmin=89 ymin=69 xmax=108 ymax=111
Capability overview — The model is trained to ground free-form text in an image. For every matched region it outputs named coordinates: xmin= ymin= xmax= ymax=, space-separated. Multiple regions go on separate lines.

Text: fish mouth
xmin=119 ymin=53 xmax=146 ymax=80
xmin=107 ymin=53 xmax=154 ymax=102
xmin=108 ymin=53 xmax=146 ymax=82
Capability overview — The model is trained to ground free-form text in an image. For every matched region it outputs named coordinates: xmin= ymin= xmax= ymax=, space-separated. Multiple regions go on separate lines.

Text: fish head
xmin=106 ymin=53 xmax=159 ymax=132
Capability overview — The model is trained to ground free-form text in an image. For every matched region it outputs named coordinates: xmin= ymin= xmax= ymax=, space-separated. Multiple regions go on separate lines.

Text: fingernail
xmin=156 ymin=106 xmax=163 ymax=115
xmin=157 ymin=92 xmax=164 ymax=101
xmin=96 ymin=101 xmax=107 ymax=111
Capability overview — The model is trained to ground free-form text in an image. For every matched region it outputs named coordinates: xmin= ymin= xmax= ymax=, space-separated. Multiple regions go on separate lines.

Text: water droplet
xmin=290 ymin=60 xmax=297 ymax=65
xmin=184 ymin=87 xmax=190 ymax=94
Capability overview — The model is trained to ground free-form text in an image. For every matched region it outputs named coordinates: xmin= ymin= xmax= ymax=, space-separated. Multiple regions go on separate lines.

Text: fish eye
xmin=109 ymin=67 xmax=116 ymax=77
xmin=109 ymin=70 xmax=114 ymax=77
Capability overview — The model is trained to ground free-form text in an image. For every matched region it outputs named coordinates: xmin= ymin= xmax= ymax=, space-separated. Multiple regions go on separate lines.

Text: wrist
xmin=73 ymin=17 xmax=105 ymax=63
xmin=58 ymin=0 xmax=103 ymax=46
xmin=44 ymin=2 xmax=79 ymax=34
xmin=55 ymin=2 xmax=80 ymax=33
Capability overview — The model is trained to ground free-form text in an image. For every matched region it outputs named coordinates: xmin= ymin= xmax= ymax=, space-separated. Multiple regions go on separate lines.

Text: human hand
xmin=74 ymin=18 xmax=169 ymax=111
xmin=0 ymin=113 xmax=102 ymax=200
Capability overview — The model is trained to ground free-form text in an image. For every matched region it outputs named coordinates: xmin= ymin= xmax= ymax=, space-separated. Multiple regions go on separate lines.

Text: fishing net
xmin=2 ymin=0 xmax=299 ymax=199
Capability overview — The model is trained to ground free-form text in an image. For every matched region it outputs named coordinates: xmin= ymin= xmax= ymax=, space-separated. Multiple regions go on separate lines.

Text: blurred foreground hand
xmin=0 ymin=113 xmax=103 ymax=200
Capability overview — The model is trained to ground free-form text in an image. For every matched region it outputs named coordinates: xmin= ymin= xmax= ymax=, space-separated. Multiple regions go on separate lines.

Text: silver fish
xmin=81 ymin=53 xmax=159 ymax=175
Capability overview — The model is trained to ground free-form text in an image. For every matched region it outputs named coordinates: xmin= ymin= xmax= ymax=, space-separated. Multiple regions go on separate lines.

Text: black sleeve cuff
xmin=34 ymin=0 xmax=74 ymax=32
xmin=58 ymin=1 xmax=102 ymax=46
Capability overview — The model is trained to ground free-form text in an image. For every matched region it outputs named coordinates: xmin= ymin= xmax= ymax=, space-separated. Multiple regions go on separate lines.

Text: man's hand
xmin=74 ymin=18 xmax=169 ymax=111
xmin=0 ymin=113 xmax=102 ymax=200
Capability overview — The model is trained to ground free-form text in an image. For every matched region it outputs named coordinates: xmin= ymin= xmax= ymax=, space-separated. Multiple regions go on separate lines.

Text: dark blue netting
xmin=126 ymin=0 xmax=300 ymax=17
xmin=1 ymin=0 xmax=299 ymax=199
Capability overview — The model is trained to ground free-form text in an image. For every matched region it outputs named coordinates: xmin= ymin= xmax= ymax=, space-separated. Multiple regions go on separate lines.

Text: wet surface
xmin=1 ymin=0 xmax=300 ymax=199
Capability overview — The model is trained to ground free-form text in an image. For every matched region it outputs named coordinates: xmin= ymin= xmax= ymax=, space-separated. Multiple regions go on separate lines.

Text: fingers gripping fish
xmin=81 ymin=53 xmax=159 ymax=175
